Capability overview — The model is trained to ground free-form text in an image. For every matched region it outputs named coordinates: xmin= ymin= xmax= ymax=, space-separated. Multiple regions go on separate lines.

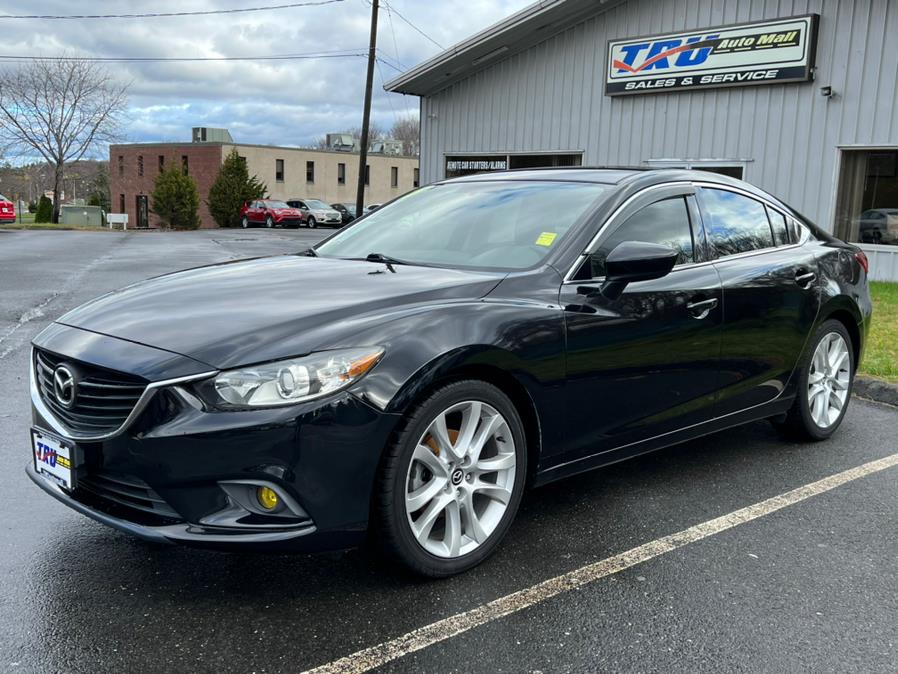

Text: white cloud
xmin=0 ymin=0 xmax=533 ymax=151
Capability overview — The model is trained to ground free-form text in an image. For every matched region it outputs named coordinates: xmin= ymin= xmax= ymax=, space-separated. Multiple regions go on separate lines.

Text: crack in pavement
xmin=0 ymin=236 xmax=131 ymax=361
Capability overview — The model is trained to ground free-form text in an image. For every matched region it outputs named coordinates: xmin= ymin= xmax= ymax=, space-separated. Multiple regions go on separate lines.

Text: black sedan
xmin=331 ymin=202 xmax=357 ymax=225
xmin=27 ymin=169 xmax=871 ymax=577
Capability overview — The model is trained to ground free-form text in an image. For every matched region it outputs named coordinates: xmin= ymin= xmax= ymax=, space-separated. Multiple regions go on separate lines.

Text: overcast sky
xmin=0 ymin=0 xmax=532 ymax=154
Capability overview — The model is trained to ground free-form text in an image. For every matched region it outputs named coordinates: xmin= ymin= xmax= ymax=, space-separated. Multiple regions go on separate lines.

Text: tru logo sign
xmin=613 ymin=35 xmax=720 ymax=73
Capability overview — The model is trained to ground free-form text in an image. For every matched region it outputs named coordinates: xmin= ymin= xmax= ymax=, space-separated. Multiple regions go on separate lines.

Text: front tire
xmin=307 ymin=216 xmax=317 ymax=229
xmin=241 ymin=216 xmax=249 ymax=229
xmin=376 ymin=380 xmax=527 ymax=577
xmin=775 ymin=319 xmax=854 ymax=441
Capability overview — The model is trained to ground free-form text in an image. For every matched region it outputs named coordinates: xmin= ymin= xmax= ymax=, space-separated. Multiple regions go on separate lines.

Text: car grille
xmin=77 ymin=471 xmax=182 ymax=522
xmin=34 ymin=348 xmax=148 ymax=435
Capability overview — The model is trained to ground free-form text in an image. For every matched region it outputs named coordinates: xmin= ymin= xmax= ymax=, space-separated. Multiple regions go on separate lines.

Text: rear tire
xmin=265 ymin=216 xmax=274 ymax=229
xmin=376 ymin=380 xmax=527 ymax=577
xmin=774 ymin=319 xmax=854 ymax=441
xmin=241 ymin=216 xmax=249 ymax=229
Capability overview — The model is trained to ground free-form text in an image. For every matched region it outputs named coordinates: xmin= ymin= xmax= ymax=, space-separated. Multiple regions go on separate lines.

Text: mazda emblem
xmin=53 ymin=365 xmax=77 ymax=409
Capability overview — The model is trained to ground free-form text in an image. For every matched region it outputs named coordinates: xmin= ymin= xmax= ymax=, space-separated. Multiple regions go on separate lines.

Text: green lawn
xmin=860 ymin=282 xmax=898 ymax=383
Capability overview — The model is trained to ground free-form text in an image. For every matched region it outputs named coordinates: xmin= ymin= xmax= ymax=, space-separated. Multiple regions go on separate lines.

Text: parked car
xmin=363 ymin=203 xmax=382 ymax=214
xmin=855 ymin=208 xmax=898 ymax=244
xmin=285 ymin=199 xmax=342 ymax=228
xmin=0 ymin=194 xmax=16 ymax=223
xmin=240 ymin=199 xmax=303 ymax=228
xmin=27 ymin=169 xmax=871 ymax=577
xmin=331 ymin=202 xmax=357 ymax=225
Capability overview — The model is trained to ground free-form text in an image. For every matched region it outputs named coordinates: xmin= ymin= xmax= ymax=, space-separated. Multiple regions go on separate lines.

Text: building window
xmin=364 ymin=164 xmax=370 ymax=186
xmin=118 ymin=155 xmax=124 ymax=177
xmin=137 ymin=155 xmax=143 ymax=177
xmin=835 ymin=149 xmax=898 ymax=246
xmin=337 ymin=162 xmax=346 ymax=184
xmin=391 ymin=166 xmax=398 ymax=188
xmin=413 ymin=167 xmax=419 ymax=188
xmin=306 ymin=160 xmax=314 ymax=183
xmin=182 ymin=155 xmax=189 ymax=176
xmin=158 ymin=155 xmax=165 ymax=173
xmin=119 ymin=194 xmax=125 ymax=213
xmin=238 ymin=155 xmax=247 ymax=167
xmin=275 ymin=158 xmax=284 ymax=182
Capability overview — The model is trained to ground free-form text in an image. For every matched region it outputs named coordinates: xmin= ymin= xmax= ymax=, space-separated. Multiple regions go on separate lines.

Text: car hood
xmin=56 ymin=255 xmax=505 ymax=370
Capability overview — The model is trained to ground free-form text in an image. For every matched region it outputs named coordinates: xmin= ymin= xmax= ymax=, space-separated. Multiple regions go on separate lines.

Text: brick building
xmin=109 ymin=129 xmax=420 ymax=229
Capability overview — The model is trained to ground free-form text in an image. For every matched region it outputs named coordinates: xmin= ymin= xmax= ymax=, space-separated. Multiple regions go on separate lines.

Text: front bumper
xmin=28 ymin=326 xmax=401 ymax=552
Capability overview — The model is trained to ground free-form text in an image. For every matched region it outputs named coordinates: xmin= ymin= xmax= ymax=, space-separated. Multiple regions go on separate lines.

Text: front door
xmin=559 ymin=185 xmax=723 ymax=461
xmin=136 ymin=195 xmax=148 ymax=229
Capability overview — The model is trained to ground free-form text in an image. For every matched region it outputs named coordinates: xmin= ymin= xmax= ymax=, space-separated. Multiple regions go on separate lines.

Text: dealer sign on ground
xmin=605 ymin=14 xmax=818 ymax=96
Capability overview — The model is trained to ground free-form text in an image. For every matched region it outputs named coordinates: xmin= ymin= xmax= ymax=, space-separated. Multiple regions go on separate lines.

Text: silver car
xmin=286 ymin=198 xmax=343 ymax=228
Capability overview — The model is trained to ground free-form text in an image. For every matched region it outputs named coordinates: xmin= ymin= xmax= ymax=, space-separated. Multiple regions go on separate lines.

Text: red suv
xmin=0 ymin=194 xmax=16 ymax=223
xmin=239 ymin=199 xmax=303 ymax=228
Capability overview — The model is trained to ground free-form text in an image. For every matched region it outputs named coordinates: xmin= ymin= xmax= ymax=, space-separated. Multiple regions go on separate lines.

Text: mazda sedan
xmin=28 ymin=169 xmax=871 ymax=577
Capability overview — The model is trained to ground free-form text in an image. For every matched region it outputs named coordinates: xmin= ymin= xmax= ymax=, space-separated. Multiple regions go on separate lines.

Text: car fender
xmin=345 ymin=300 xmax=568 ymax=465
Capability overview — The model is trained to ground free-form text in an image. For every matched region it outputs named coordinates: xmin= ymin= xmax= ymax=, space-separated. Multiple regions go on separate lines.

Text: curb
xmin=854 ymin=375 xmax=898 ymax=408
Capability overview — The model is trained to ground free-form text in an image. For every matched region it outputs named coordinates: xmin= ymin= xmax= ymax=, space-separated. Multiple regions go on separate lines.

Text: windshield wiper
xmin=364 ymin=252 xmax=407 ymax=265
xmin=299 ymin=247 xmax=317 ymax=257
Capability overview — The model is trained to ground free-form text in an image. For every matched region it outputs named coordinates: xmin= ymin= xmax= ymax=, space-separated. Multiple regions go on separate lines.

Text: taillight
xmin=854 ymin=251 xmax=869 ymax=275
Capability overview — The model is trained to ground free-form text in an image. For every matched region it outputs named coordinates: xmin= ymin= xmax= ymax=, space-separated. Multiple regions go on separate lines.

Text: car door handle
xmin=686 ymin=297 xmax=719 ymax=319
xmin=795 ymin=270 xmax=816 ymax=288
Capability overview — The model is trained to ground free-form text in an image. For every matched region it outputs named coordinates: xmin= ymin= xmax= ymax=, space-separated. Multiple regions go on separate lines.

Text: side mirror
xmin=605 ymin=241 xmax=678 ymax=284
xmin=585 ymin=241 xmax=678 ymax=301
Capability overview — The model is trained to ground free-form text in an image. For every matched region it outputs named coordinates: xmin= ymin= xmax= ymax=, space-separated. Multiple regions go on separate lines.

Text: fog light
xmin=256 ymin=486 xmax=279 ymax=511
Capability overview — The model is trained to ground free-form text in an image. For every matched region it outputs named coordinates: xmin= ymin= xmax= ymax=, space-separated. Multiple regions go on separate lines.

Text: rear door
xmin=559 ymin=184 xmax=723 ymax=461
xmin=697 ymin=185 xmax=820 ymax=415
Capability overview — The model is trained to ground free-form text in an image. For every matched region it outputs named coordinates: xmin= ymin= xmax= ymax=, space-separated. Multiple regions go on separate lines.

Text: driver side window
xmin=587 ymin=197 xmax=695 ymax=278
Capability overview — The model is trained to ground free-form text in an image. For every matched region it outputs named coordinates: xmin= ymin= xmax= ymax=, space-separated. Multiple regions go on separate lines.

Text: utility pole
xmin=355 ymin=0 xmax=378 ymax=219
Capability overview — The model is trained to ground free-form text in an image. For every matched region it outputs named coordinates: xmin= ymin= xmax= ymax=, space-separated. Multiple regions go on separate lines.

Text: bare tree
xmin=390 ymin=114 xmax=420 ymax=156
xmin=0 ymin=57 xmax=128 ymax=222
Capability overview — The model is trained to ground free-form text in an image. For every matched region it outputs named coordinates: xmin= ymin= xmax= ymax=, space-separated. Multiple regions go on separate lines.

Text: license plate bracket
xmin=31 ymin=428 xmax=77 ymax=491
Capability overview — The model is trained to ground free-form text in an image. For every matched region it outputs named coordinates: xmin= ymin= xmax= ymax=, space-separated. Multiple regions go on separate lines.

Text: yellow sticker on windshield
xmin=535 ymin=232 xmax=557 ymax=247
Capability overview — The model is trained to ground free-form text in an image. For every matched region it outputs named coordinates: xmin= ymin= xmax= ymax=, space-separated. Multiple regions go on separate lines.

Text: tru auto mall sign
xmin=605 ymin=15 xmax=819 ymax=96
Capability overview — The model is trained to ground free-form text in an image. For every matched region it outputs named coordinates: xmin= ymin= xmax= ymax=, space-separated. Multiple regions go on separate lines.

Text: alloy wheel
xmin=404 ymin=400 xmax=516 ymax=558
xmin=807 ymin=331 xmax=851 ymax=429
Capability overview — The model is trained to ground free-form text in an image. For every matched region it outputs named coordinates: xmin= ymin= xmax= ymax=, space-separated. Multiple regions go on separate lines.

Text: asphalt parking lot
xmin=1 ymin=228 xmax=897 ymax=673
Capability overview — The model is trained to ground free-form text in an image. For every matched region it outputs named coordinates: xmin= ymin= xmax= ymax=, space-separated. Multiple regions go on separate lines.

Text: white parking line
xmin=302 ymin=451 xmax=898 ymax=674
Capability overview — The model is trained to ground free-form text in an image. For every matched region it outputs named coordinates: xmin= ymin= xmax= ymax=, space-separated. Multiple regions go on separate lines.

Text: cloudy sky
xmin=0 ymin=0 xmax=532 ymax=153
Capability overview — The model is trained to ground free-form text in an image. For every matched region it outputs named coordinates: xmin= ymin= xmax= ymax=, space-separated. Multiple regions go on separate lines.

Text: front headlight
xmin=197 ymin=347 xmax=384 ymax=409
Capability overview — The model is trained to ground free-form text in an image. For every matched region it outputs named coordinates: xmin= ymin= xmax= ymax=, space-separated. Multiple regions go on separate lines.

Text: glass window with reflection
xmin=702 ymin=188 xmax=774 ymax=257
xmin=316 ymin=181 xmax=607 ymax=271
xmin=767 ymin=206 xmax=790 ymax=246
xmin=836 ymin=150 xmax=898 ymax=246
xmin=588 ymin=197 xmax=694 ymax=278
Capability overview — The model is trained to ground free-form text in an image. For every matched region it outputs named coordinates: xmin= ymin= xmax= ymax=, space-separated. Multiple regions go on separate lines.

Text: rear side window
xmin=766 ymin=207 xmax=790 ymax=246
xmin=702 ymin=188 xmax=774 ymax=257
xmin=589 ymin=197 xmax=695 ymax=278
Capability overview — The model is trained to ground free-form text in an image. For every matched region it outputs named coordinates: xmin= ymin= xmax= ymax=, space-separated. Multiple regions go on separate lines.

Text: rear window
xmin=701 ymin=188 xmax=774 ymax=257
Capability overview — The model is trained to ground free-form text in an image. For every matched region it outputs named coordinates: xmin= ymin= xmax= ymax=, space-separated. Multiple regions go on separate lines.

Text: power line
xmin=380 ymin=1 xmax=443 ymax=50
xmin=384 ymin=4 xmax=403 ymax=70
xmin=0 ymin=50 xmax=369 ymax=63
xmin=0 ymin=0 xmax=345 ymax=20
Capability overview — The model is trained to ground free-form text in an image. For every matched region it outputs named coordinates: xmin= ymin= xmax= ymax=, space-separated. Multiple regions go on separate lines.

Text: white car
xmin=363 ymin=203 xmax=383 ymax=215
xmin=286 ymin=198 xmax=342 ymax=228
xmin=855 ymin=208 xmax=898 ymax=244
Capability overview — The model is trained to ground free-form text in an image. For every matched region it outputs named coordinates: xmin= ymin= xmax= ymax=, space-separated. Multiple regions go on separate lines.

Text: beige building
xmin=109 ymin=129 xmax=419 ymax=229
xmin=230 ymin=143 xmax=419 ymax=207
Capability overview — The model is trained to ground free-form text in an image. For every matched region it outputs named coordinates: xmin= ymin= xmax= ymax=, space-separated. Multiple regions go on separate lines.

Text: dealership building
xmin=387 ymin=0 xmax=898 ymax=280
xmin=109 ymin=128 xmax=419 ymax=229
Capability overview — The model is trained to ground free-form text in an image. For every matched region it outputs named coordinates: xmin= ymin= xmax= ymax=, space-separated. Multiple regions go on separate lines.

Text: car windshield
xmin=266 ymin=201 xmax=290 ymax=209
xmin=316 ymin=180 xmax=607 ymax=270
xmin=306 ymin=199 xmax=329 ymax=209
